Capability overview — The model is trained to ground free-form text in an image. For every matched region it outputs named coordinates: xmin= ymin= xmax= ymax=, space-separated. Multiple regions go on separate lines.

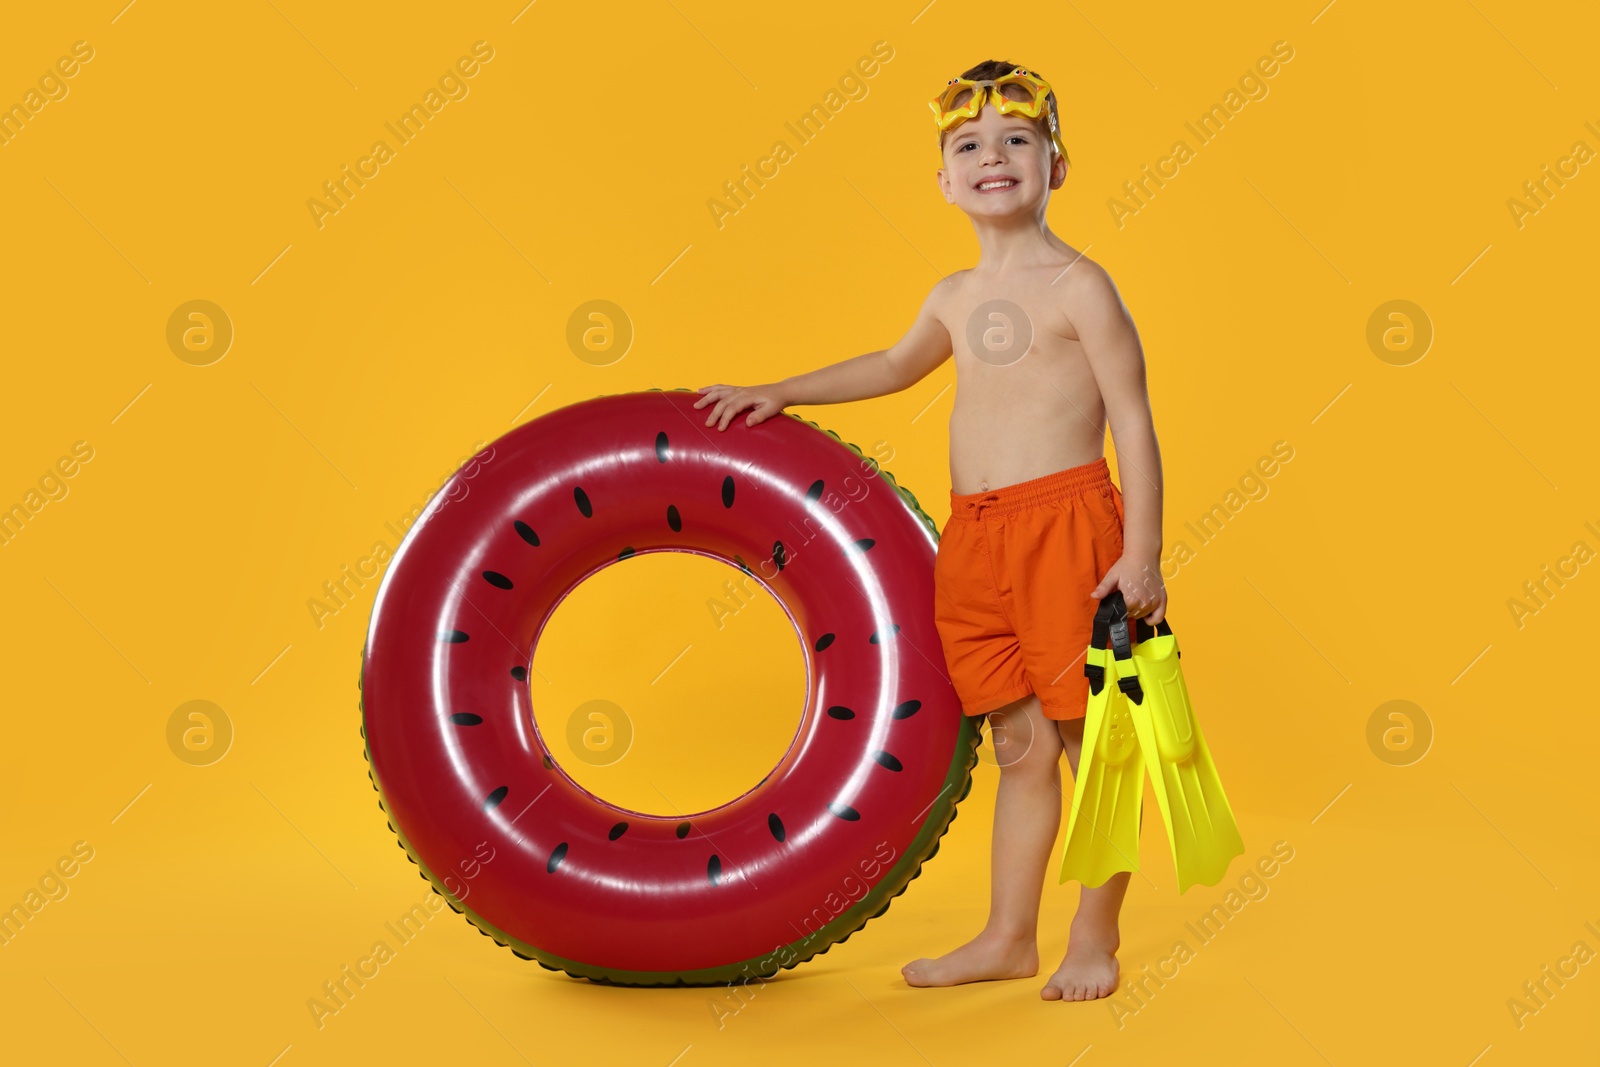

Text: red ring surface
xmin=360 ymin=388 xmax=975 ymax=983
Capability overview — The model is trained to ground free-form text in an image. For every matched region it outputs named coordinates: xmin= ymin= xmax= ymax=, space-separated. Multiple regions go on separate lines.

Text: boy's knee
xmin=989 ymin=695 xmax=1063 ymax=775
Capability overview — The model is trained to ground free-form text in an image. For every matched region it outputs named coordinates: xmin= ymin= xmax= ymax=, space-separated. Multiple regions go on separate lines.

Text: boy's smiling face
xmin=936 ymin=104 xmax=1067 ymax=215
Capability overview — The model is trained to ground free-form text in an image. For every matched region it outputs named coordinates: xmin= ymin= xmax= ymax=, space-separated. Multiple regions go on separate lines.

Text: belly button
xmin=978 ymin=480 xmax=989 ymax=491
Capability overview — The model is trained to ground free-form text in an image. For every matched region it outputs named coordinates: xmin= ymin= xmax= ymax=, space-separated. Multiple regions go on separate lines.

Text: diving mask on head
xmin=930 ymin=66 xmax=1069 ymax=165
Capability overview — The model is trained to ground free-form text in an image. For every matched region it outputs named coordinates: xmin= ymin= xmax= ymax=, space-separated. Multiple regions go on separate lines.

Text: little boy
xmin=693 ymin=59 xmax=1166 ymax=1003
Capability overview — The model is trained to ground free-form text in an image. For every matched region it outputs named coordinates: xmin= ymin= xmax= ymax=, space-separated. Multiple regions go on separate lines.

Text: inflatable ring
xmin=359 ymin=388 xmax=980 ymax=986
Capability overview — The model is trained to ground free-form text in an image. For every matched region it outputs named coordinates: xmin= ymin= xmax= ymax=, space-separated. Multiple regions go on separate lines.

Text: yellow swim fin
xmin=1124 ymin=609 xmax=1245 ymax=893
xmin=1058 ymin=596 xmax=1145 ymax=888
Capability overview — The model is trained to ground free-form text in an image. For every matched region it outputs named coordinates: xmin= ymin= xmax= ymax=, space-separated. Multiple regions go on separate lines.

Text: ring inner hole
xmin=529 ymin=551 xmax=808 ymax=817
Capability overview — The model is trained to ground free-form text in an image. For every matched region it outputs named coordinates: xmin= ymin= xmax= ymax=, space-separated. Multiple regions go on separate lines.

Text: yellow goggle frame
xmin=930 ymin=67 xmax=1069 ymax=165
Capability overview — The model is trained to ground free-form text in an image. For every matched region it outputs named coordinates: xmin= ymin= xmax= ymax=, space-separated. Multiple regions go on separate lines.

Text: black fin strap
xmin=1132 ymin=615 xmax=1178 ymax=657
xmin=1134 ymin=616 xmax=1174 ymax=643
xmin=1090 ymin=611 xmax=1111 ymax=651
xmin=1084 ymin=662 xmax=1105 ymax=695
xmin=1108 ymin=615 xmax=1133 ymax=662
xmin=1090 ymin=589 xmax=1126 ymax=651
xmin=1117 ymin=673 xmax=1145 ymax=705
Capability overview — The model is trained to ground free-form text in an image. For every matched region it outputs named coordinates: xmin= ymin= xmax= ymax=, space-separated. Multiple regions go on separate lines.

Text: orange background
xmin=1 ymin=1 xmax=1596 ymax=1063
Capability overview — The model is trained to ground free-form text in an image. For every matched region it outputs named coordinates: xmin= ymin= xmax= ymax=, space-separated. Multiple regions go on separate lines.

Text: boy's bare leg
xmin=1041 ymin=714 xmax=1130 ymax=1001
xmin=902 ymin=693 xmax=1062 ymax=987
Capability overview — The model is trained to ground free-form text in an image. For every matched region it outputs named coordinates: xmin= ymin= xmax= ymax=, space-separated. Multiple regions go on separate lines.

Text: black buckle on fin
xmin=1084 ymin=662 xmax=1105 ymax=695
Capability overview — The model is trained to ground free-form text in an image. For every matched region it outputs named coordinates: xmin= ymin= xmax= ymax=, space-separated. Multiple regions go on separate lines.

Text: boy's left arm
xmin=1066 ymin=263 xmax=1167 ymax=624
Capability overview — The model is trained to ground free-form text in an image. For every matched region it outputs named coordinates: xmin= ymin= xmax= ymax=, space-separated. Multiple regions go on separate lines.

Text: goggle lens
xmin=931 ymin=68 xmax=1069 ymax=164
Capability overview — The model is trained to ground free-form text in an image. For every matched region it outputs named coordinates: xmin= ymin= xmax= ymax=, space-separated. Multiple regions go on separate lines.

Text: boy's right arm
xmin=696 ymin=281 xmax=955 ymax=431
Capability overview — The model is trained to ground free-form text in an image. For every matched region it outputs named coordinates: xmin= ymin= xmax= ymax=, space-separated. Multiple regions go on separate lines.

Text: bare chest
xmin=936 ymin=275 xmax=1108 ymax=493
xmin=938 ymin=277 xmax=1092 ymax=390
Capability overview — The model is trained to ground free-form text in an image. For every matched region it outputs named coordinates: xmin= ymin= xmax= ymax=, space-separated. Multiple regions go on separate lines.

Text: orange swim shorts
xmin=932 ymin=456 xmax=1126 ymax=722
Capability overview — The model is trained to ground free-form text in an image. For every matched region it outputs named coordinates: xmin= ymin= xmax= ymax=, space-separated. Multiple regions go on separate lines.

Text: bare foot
xmin=1040 ymin=933 xmax=1120 ymax=1001
xmin=902 ymin=929 xmax=1039 ymax=987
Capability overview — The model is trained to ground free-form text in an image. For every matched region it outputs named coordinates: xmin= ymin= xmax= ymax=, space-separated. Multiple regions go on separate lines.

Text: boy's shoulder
xmin=1049 ymin=253 xmax=1128 ymax=337
xmin=912 ymin=269 xmax=973 ymax=321
xmin=1054 ymin=249 xmax=1117 ymax=296
xmin=922 ymin=267 xmax=978 ymax=309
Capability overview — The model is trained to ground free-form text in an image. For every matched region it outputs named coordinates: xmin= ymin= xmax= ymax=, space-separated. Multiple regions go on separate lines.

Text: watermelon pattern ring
xmin=359 ymin=388 xmax=980 ymax=986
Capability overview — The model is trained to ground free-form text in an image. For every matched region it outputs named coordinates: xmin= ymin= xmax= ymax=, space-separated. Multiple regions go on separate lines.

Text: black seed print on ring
xmin=707 ymin=855 xmax=722 ymax=885
xmin=815 ymin=633 xmax=835 ymax=651
xmin=805 ymin=480 xmax=824 ymax=503
xmin=828 ymin=801 xmax=861 ymax=821
xmin=892 ymin=700 xmax=922 ymax=720
xmin=721 ymin=475 xmax=735 ymax=508
xmin=547 ymin=842 xmax=568 ymax=873
xmin=609 ymin=822 xmax=629 ymax=840
xmin=826 ymin=706 xmax=856 ymax=720
xmin=655 ymin=431 xmax=670 ymax=463
xmin=574 ymin=487 xmax=593 ymax=517
xmin=872 ymin=750 xmax=903 ymax=771
xmin=440 ymin=630 xmax=469 ymax=642
xmin=450 ymin=713 xmax=483 ymax=726
xmin=482 ymin=570 xmax=513 ymax=589
xmin=768 ymin=813 xmax=786 ymax=842
xmin=667 ymin=504 xmax=682 ymax=532
xmin=483 ymin=786 xmax=508 ymax=810
xmin=514 ymin=520 xmax=540 ymax=546
xmin=510 ymin=666 xmax=528 ymax=681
